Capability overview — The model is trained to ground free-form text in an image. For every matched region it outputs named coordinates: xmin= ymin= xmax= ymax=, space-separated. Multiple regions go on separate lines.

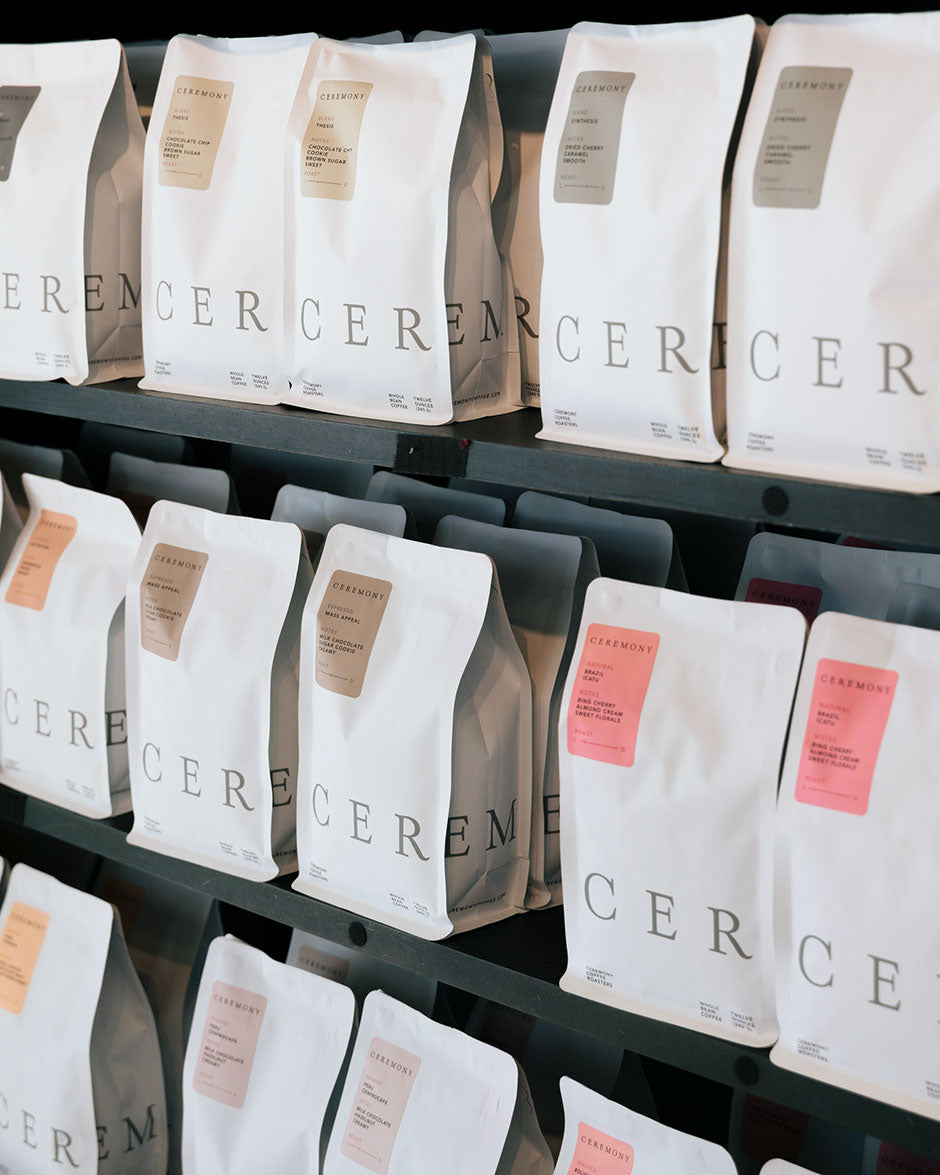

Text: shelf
xmin=2 ymin=783 xmax=937 ymax=1157
xmin=1 ymin=378 xmax=938 ymax=546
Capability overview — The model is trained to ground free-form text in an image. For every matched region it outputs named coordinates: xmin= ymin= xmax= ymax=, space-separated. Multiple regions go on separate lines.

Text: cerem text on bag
xmin=537 ymin=18 xmax=756 ymax=461
xmin=0 ymin=864 xmax=167 ymax=1175
xmin=284 ymin=35 xmax=522 ymax=423
xmin=772 ymin=611 xmax=940 ymax=1121
xmin=559 ymin=579 xmax=804 ymax=1044
xmin=126 ymin=503 xmax=310 ymax=880
xmin=724 ymin=13 xmax=940 ymax=492
xmin=0 ymin=40 xmax=145 ymax=384
xmin=0 ymin=476 xmax=140 ymax=818
xmin=293 ymin=524 xmax=531 ymax=939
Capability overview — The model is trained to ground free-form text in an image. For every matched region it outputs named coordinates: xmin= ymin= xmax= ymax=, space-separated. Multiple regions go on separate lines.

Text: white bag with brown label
xmin=284 ymin=34 xmax=522 ymax=423
xmin=559 ymin=579 xmax=804 ymax=1044
xmin=0 ymin=475 xmax=140 ymax=818
xmin=0 ymin=40 xmax=145 ymax=384
xmin=141 ymin=33 xmax=316 ymax=403
xmin=0 ymin=863 xmax=167 ymax=1175
xmin=125 ymin=503 xmax=309 ymax=880
xmin=772 ymin=611 xmax=940 ymax=1121
xmin=293 ymin=524 xmax=531 ymax=939
xmin=725 ymin=13 xmax=940 ymax=492
xmin=183 ymin=934 xmax=355 ymax=1175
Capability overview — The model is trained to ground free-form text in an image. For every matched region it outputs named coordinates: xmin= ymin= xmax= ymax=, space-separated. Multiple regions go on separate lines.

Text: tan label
xmin=554 ymin=71 xmax=634 ymax=205
xmin=140 ymin=543 xmax=209 ymax=662
xmin=0 ymin=85 xmax=41 ymax=183
xmin=296 ymin=944 xmax=350 ymax=984
xmin=5 ymin=510 xmax=77 ymax=611
xmin=193 ymin=981 xmax=267 ymax=1110
xmin=159 ymin=75 xmax=234 ymax=191
xmin=0 ymin=902 xmax=50 ymax=1015
xmin=301 ymin=81 xmax=373 ymax=201
xmin=316 ymin=569 xmax=391 ymax=698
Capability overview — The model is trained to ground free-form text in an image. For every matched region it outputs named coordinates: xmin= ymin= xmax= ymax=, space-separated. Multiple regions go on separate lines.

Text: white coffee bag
xmin=141 ymin=33 xmax=317 ymax=403
xmin=272 ymin=483 xmax=407 ymax=542
xmin=126 ymin=503 xmax=309 ymax=880
xmin=284 ymin=34 xmax=522 ymax=423
xmin=0 ymin=476 xmax=140 ymax=818
xmin=107 ymin=452 xmax=236 ymax=523
xmin=559 ymin=579 xmax=804 ymax=1044
xmin=537 ymin=18 xmax=756 ymax=460
xmin=367 ymin=471 xmax=506 ymax=540
xmin=724 ymin=13 xmax=940 ymax=492
xmin=772 ymin=611 xmax=940 ymax=1120
xmin=885 ymin=582 xmax=940 ymax=631
xmin=0 ymin=41 xmax=144 ymax=384
xmin=0 ymin=470 xmax=22 ymax=574
xmin=294 ymin=524 xmax=531 ymax=939
xmin=0 ymin=863 xmax=167 ymax=1175
xmin=183 ymin=934 xmax=355 ymax=1175
xmin=0 ymin=438 xmax=91 ymax=517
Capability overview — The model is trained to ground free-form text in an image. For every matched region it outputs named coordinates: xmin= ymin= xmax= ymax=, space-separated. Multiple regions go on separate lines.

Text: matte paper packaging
xmin=556 ymin=1077 xmax=736 ymax=1175
xmin=0 ymin=476 xmax=140 ymax=818
xmin=488 ymin=29 xmax=569 ymax=404
xmin=0 ymin=471 xmax=22 ymax=575
xmin=107 ymin=452 xmax=236 ymax=523
xmin=324 ymin=991 xmax=553 ymax=1175
xmin=724 ymin=13 xmax=940 ymax=492
xmin=727 ymin=1090 xmax=864 ymax=1175
xmin=141 ymin=33 xmax=317 ymax=403
xmin=537 ymin=18 xmax=756 ymax=461
xmin=434 ymin=516 xmax=598 ymax=907
xmin=0 ymin=863 xmax=167 ymax=1175
xmin=0 ymin=41 xmax=145 ymax=384
xmin=772 ymin=611 xmax=940 ymax=1121
xmin=272 ymin=484 xmax=407 ymax=546
xmin=0 ymin=438 xmax=91 ymax=516
xmin=293 ymin=524 xmax=531 ymax=939
xmin=761 ymin=1164 xmax=815 ymax=1175
xmin=559 ymin=579 xmax=804 ymax=1044
xmin=367 ymin=471 xmax=506 ymax=541
xmin=126 ymin=503 xmax=310 ymax=880
xmin=284 ymin=35 xmax=523 ymax=424
xmin=183 ymin=935 xmax=355 ymax=1175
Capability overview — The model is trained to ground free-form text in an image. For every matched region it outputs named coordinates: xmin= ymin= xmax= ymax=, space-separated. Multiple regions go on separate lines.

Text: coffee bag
xmin=107 ymin=452 xmax=236 ymax=523
xmin=272 ymin=483 xmax=407 ymax=544
xmin=367 ymin=471 xmax=505 ymax=540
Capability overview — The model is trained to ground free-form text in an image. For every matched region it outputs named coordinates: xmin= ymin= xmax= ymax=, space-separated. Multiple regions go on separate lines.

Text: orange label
xmin=739 ymin=1094 xmax=809 ymax=1162
xmin=568 ymin=1123 xmax=634 ymax=1175
xmin=0 ymin=901 xmax=50 ymax=1015
xmin=5 ymin=510 xmax=77 ymax=611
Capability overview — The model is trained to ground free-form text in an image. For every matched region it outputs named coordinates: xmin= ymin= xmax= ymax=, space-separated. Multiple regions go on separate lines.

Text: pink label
xmin=745 ymin=577 xmax=822 ymax=624
xmin=795 ymin=658 xmax=898 ymax=816
xmin=739 ymin=1094 xmax=809 ymax=1162
xmin=876 ymin=1141 xmax=940 ymax=1175
xmin=567 ymin=625 xmax=659 ymax=767
xmin=568 ymin=1123 xmax=634 ymax=1175
xmin=341 ymin=1037 xmax=420 ymax=1173
xmin=192 ymin=981 xmax=268 ymax=1110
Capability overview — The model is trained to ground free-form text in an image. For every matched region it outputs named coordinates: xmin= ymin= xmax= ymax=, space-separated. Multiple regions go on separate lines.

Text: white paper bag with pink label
xmin=324 ymin=991 xmax=552 ymax=1175
xmin=125 ymin=503 xmax=310 ymax=880
xmin=772 ymin=611 xmax=940 ymax=1121
xmin=0 ymin=863 xmax=167 ymax=1175
xmin=293 ymin=524 xmax=531 ymax=939
xmin=183 ymin=934 xmax=355 ymax=1175
xmin=559 ymin=579 xmax=804 ymax=1044
xmin=0 ymin=475 xmax=140 ymax=818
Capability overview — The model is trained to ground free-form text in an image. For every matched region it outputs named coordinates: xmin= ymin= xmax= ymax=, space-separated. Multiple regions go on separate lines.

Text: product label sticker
xmin=567 ymin=1123 xmax=634 ymax=1175
xmin=567 ymin=624 xmax=659 ymax=767
xmin=739 ymin=1094 xmax=809 ymax=1162
xmin=159 ymin=75 xmax=234 ymax=190
xmin=140 ymin=542 xmax=209 ymax=661
xmin=5 ymin=510 xmax=77 ymax=611
xmin=753 ymin=66 xmax=852 ymax=209
xmin=0 ymin=902 xmax=50 ymax=1015
xmin=876 ymin=1141 xmax=940 ymax=1175
xmin=296 ymin=945 xmax=350 ymax=985
xmin=301 ymin=80 xmax=373 ymax=201
xmin=795 ymin=657 xmax=897 ymax=815
xmin=340 ymin=1036 xmax=420 ymax=1173
xmin=316 ymin=569 xmax=392 ymax=698
xmin=192 ymin=981 xmax=267 ymax=1109
xmin=554 ymin=70 xmax=634 ymax=205
xmin=0 ymin=85 xmax=41 ymax=182
xmin=745 ymin=577 xmax=822 ymax=625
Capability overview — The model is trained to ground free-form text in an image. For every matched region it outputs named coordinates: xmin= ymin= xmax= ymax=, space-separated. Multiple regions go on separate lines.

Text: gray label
xmin=0 ymin=86 xmax=40 ymax=183
xmin=753 ymin=66 xmax=852 ymax=209
xmin=554 ymin=70 xmax=634 ymax=206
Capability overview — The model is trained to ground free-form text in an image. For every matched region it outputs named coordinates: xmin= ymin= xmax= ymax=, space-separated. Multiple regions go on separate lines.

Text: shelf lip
xmin=2 ymin=784 xmax=938 ymax=1157
xmin=0 ymin=378 xmax=938 ymax=545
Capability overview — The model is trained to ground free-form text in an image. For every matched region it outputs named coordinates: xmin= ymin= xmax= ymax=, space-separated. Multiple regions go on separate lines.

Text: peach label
xmin=0 ymin=901 xmax=50 ymax=1015
xmin=192 ymin=981 xmax=267 ymax=1109
xmin=568 ymin=1123 xmax=634 ymax=1175
xmin=296 ymin=945 xmax=350 ymax=984
xmin=5 ymin=510 xmax=77 ymax=611
xmin=341 ymin=1036 xmax=420 ymax=1173
xmin=745 ymin=577 xmax=822 ymax=624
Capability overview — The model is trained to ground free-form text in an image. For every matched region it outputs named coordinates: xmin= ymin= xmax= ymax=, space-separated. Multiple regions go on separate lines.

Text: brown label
xmin=140 ymin=542 xmax=209 ymax=662
xmin=0 ymin=85 xmax=41 ymax=183
xmin=301 ymin=80 xmax=373 ymax=201
xmin=193 ymin=981 xmax=267 ymax=1110
xmin=0 ymin=901 xmax=50 ymax=1015
xmin=316 ymin=569 xmax=391 ymax=698
xmin=159 ymin=75 xmax=235 ymax=191
xmin=5 ymin=510 xmax=77 ymax=611
xmin=554 ymin=71 xmax=634 ymax=205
